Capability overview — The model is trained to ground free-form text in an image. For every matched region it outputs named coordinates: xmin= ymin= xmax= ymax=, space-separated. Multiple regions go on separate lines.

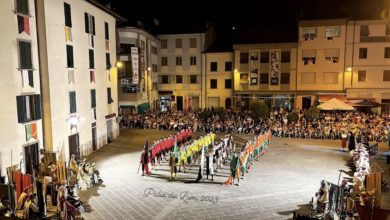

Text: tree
xmin=306 ymin=106 xmax=320 ymax=122
xmin=250 ymin=102 xmax=270 ymax=121
xmin=287 ymin=112 xmax=299 ymax=123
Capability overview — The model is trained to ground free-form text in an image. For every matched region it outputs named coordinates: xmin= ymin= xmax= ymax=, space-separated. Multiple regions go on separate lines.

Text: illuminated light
xmin=347 ymin=67 xmax=352 ymax=71
xmin=116 ymin=61 xmax=123 ymax=68
xmin=148 ymin=67 xmax=151 ymax=71
xmin=234 ymin=69 xmax=238 ymax=73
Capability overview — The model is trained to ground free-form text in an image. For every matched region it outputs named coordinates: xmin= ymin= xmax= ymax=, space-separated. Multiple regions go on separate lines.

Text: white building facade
xmin=0 ymin=0 xmax=43 ymax=178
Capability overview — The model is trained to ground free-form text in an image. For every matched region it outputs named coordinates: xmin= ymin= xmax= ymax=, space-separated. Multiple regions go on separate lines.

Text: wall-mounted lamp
xmin=347 ymin=67 xmax=352 ymax=72
xmin=116 ymin=61 xmax=123 ymax=68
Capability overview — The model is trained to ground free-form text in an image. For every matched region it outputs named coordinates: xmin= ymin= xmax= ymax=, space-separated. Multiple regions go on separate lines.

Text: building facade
xmin=233 ymin=43 xmax=297 ymax=111
xmin=202 ymin=51 xmax=234 ymax=109
xmin=35 ymin=0 xmax=121 ymax=162
xmin=117 ymin=27 xmax=159 ymax=114
xmin=0 ymin=0 xmax=43 ymax=178
xmin=157 ymin=30 xmax=214 ymax=111
xmin=296 ymin=19 xmax=348 ymax=109
xmin=345 ymin=20 xmax=390 ymax=113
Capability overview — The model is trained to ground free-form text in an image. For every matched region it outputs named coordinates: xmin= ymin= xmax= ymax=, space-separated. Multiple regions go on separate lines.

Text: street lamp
xmin=116 ymin=61 xmax=123 ymax=68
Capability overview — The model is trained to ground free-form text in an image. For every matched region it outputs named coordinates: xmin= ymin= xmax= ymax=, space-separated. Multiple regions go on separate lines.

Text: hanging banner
xmin=140 ymin=47 xmax=145 ymax=79
xmin=249 ymin=51 xmax=259 ymax=85
xmin=270 ymin=50 xmax=280 ymax=86
xmin=131 ymin=47 xmax=139 ymax=84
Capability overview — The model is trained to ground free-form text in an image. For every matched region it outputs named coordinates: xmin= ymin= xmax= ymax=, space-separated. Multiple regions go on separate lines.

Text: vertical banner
xmin=140 ymin=47 xmax=145 ymax=79
xmin=249 ymin=51 xmax=259 ymax=85
xmin=131 ymin=47 xmax=139 ymax=84
xmin=270 ymin=50 xmax=280 ymax=86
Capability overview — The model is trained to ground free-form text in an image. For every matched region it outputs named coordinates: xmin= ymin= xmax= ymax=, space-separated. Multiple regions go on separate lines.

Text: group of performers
xmin=139 ymin=128 xmax=272 ymax=185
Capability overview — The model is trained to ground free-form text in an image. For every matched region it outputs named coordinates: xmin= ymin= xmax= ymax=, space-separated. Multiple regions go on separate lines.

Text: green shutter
xmin=64 ymin=3 xmax=72 ymax=27
xmin=16 ymin=96 xmax=26 ymax=123
xmin=70 ymin=92 xmax=76 ymax=113
xmin=19 ymin=41 xmax=32 ymax=69
xmin=17 ymin=0 xmax=29 ymax=15
xmin=67 ymin=45 xmax=74 ymax=68
xmin=84 ymin=13 xmax=89 ymax=33
xmin=92 ymin=16 xmax=95 ymax=35
xmin=91 ymin=89 xmax=96 ymax=108
xmin=105 ymin=22 xmax=109 ymax=40
xmin=106 ymin=53 xmax=111 ymax=70
xmin=33 ymin=94 xmax=41 ymax=120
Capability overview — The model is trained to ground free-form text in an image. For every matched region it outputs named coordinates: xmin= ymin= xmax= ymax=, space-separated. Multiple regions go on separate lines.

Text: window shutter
xmin=105 ymin=22 xmax=109 ymax=40
xmin=92 ymin=16 xmax=95 ymax=35
xmin=19 ymin=41 xmax=32 ymax=69
xmin=16 ymin=96 xmax=26 ymax=123
xmin=89 ymin=49 xmax=94 ymax=69
xmin=28 ymin=70 xmax=34 ymax=87
xmin=17 ymin=0 xmax=29 ymax=15
xmin=70 ymin=92 xmax=76 ymax=113
xmin=107 ymin=88 xmax=113 ymax=104
xmin=33 ymin=94 xmax=41 ymax=120
xmin=106 ymin=53 xmax=111 ymax=70
xmin=64 ymin=3 xmax=72 ymax=27
xmin=66 ymin=45 xmax=74 ymax=68
xmin=91 ymin=89 xmax=96 ymax=108
xmin=84 ymin=13 xmax=89 ymax=33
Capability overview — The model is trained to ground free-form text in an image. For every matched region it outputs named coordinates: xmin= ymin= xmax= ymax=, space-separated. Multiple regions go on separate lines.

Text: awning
xmin=318 ymin=95 xmax=347 ymax=103
xmin=137 ymin=103 xmax=150 ymax=113
xmin=347 ymin=99 xmax=380 ymax=107
xmin=317 ymin=98 xmax=354 ymax=111
xmin=105 ymin=113 xmax=117 ymax=119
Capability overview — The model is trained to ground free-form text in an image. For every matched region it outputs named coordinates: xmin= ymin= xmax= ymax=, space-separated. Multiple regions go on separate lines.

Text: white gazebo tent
xmin=317 ymin=98 xmax=354 ymax=111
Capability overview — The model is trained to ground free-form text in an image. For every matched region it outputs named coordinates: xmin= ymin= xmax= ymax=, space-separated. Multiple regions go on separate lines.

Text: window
xmin=210 ymin=79 xmax=217 ymax=89
xmin=190 ymin=56 xmax=196 ymax=65
xmin=302 ymin=49 xmax=316 ymax=65
xmin=210 ymin=62 xmax=217 ymax=72
xmin=301 ymin=72 xmax=315 ymax=84
xmin=16 ymin=94 xmax=41 ymax=123
xmin=360 ymin=25 xmax=369 ymax=36
xmin=66 ymin=45 xmax=74 ymax=68
xmin=64 ymin=3 xmax=72 ymax=27
xmin=225 ymin=62 xmax=232 ymax=71
xmin=16 ymin=0 xmax=29 ymax=15
xmin=175 ymin=39 xmax=182 ymax=48
xmin=324 ymin=49 xmax=340 ymax=63
xmin=384 ymin=70 xmax=390 ymax=81
xmin=385 ymin=48 xmax=390 ymax=58
xmin=152 ymin=64 xmax=158 ymax=72
xmin=151 ymin=46 xmax=157 ymax=54
xmin=106 ymin=53 xmax=111 ymax=70
xmin=190 ymin=38 xmax=197 ymax=48
xmin=281 ymin=73 xmax=290 ymax=84
xmin=260 ymin=52 xmax=269 ymax=63
xmin=303 ymin=27 xmax=316 ymax=40
xmin=69 ymin=91 xmax=77 ymax=113
xmin=107 ymin=88 xmax=114 ymax=104
xmin=281 ymin=51 xmax=290 ymax=63
xmin=190 ymin=75 xmax=197 ymax=84
xmin=323 ymin=72 xmax=338 ymax=84
xmin=359 ymin=48 xmax=367 ymax=59
xmin=161 ymin=40 xmax=167 ymax=49
xmin=358 ymin=70 xmax=366 ymax=82
xmin=18 ymin=41 xmax=32 ymax=69
xmin=161 ymin=57 xmax=168 ymax=66
xmin=84 ymin=13 xmax=95 ymax=35
xmin=176 ymin=75 xmax=183 ymax=84
xmin=225 ymin=79 xmax=232 ymax=89
xmin=161 ymin=75 xmax=169 ymax=84
xmin=325 ymin=26 xmax=340 ymax=39
xmin=91 ymin=89 xmax=96 ymax=108
xmin=260 ymin=73 xmax=269 ymax=84
xmin=176 ymin=57 xmax=182 ymax=66
xmin=240 ymin=53 xmax=249 ymax=64
xmin=104 ymin=22 xmax=109 ymax=40
xmin=89 ymin=49 xmax=94 ymax=69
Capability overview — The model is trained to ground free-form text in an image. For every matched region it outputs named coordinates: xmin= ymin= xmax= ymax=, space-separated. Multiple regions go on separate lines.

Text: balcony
xmin=158 ymin=83 xmax=200 ymax=91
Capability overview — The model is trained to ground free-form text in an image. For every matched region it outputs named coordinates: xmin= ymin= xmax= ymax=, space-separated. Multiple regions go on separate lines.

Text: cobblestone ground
xmin=78 ymin=129 xmax=390 ymax=220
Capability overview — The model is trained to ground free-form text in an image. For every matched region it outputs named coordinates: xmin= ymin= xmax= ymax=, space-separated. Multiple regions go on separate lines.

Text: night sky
xmin=98 ymin=0 xmax=388 ymax=35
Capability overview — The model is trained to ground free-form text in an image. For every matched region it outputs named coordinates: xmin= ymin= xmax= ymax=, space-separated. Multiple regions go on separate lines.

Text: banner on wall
xmin=131 ymin=47 xmax=139 ymax=84
xmin=270 ymin=50 xmax=280 ymax=86
xmin=140 ymin=47 xmax=145 ymax=79
xmin=249 ymin=51 xmax=259 ymax=85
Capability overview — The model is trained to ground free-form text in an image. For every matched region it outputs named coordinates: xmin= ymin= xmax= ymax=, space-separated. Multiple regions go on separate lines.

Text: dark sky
xmin=99 ymin=0 xmax=388 ymax=34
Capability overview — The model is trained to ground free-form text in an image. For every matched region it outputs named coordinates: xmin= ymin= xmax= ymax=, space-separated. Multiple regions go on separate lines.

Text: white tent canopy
xmin=317 ymin=98 xmax=354 ymax=111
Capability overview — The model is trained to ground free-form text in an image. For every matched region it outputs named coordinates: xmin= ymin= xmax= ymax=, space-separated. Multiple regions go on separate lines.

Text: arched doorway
xmin=225 ymin=98 xmax=232 ymax=109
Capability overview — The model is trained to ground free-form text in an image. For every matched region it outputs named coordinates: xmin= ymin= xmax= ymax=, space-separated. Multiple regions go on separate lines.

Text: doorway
xmin=107 ymin=119 xmax=113 ymax=143
xmin=225 ymin=98 xmax=232 ymax=109
xmin=92 ymin=126 xmax=97 ymax=151
xmin=24 ymin=143 xmax=39 ymax=175
xmin=302 ymin=97 xmax=312 ymax=110
xmin=176 ymin=96 xmax=183 ymax=110
xmin=68 ymin=133 xmax=79 ymax=160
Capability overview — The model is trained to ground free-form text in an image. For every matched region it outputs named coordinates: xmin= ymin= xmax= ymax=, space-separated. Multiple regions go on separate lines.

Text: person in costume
xmin=140 ymin=148 xmax=151 ymax=176
xmin=169 ymin=152 xmax=178 ymax=180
